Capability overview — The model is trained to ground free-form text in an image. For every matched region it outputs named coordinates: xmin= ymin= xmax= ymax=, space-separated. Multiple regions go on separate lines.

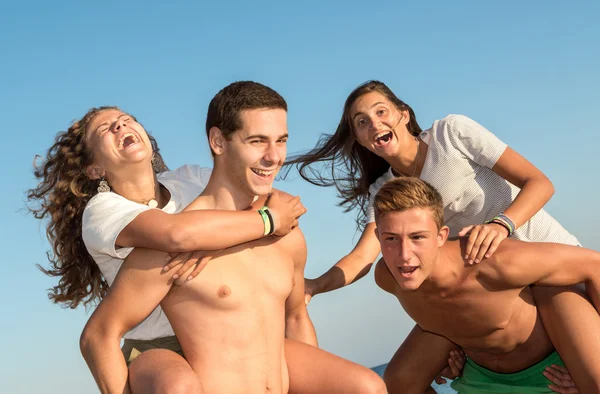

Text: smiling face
xmin=376 ymin=208 xmax=448 ymax=291
xmin=350 ymin=91 xmax=412 ymax=159
xmin=212 ymin=108 xmax=288 ymax=197
xmin=85 ymin=109 xmax=153 ymax=179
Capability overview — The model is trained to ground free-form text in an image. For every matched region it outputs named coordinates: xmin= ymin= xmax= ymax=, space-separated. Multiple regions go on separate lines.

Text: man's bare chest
xmin=167 ymin=238 xmax=296 ymax=309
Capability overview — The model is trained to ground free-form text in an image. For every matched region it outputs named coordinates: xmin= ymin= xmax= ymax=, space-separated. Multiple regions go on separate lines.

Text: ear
xmin=374 ymin=226 xmax=381 ymax=243
xmin=86 ymin=165 xmax=106 ymax=180
xmin=437 ymin=225 xmax=450 ymax=247
xmin=399 ymin=109 xmax=410 ymax=126
xmin=209 ymin=127 xmax=226 ymax=156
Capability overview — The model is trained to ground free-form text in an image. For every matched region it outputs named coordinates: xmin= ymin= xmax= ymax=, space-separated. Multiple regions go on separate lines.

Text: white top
xmin=366 ymin=115 xmax=580 ymax=246
xmin=82 ymin=164 xmax=212 ymax=340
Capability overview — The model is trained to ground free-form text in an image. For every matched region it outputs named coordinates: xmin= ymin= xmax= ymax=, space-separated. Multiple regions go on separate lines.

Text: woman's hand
xmin=434 ymin=349 xmax=466 ymax=385
xmin=545 ymin=364 xmax=579 ymax=393
xmin=265 ymin=191 xmax=307 ymax=236
xmin=458 ymin=223 xmax=509 ymax=264
xmin=304 ymin=278 xmax=319 ymax=305
xmin=163 ymin=249 xmax=223 ymax=282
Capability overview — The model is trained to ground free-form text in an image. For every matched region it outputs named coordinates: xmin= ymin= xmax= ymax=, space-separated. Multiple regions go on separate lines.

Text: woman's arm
xmin=305 ymin=222 xmax=381 ymax=302
xmin=116 ymin=191 xmax=305 ymax=252
xmin=460 ymin=146 xmax=554 ymax=263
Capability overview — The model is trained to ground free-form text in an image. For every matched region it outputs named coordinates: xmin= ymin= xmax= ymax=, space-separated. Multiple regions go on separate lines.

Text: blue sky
xmin=2 ymin=1 xmax=599 ymax=393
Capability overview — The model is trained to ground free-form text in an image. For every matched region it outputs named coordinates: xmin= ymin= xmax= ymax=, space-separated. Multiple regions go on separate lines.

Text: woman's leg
xmin=128 ymin=349 xmax=202 ymax=394
xmin=532 ymin=285 xmax=600 ymax=393
xmin=284 ymin=338 xmax=386 ymax=394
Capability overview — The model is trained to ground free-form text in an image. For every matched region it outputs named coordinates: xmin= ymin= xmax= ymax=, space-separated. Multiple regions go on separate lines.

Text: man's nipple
xmin=217 ymin=285 xmax=231 ymax=298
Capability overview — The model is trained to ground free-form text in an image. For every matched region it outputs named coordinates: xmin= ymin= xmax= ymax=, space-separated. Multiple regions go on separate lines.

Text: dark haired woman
xmin=288 ymin=80 xmax=597 ymax=391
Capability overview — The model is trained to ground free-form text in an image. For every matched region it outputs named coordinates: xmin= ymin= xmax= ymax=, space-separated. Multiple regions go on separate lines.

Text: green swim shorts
xmin=121 ymin=335 xmax=184 ymax=366
xmin=451 ymin=351 xmax=564 ymax=394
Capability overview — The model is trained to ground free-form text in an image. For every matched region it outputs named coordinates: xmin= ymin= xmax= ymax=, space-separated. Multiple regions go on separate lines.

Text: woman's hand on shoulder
xmin=458 ymin=223 xmax=509 ymax=264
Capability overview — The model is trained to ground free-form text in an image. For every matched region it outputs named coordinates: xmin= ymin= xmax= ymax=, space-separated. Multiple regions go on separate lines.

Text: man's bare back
xmin=376 ymin=238 xmax=555 ymax=373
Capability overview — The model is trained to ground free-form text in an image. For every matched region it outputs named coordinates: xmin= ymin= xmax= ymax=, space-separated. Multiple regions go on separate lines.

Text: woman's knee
xmin=358 ymin=369 xmax=387 ymax=394
xmin=152 ymin=372 xmax=202 ymax=394
xmin=128 ymin=349 xmax=202 ymax=394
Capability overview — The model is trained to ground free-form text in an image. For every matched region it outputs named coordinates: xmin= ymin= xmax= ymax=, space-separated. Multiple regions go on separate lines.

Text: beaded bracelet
xmin=485 ymin=213 xmax=516 ymax=236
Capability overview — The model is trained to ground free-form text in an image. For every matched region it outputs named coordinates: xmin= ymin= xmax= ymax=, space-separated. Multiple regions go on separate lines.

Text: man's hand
xmin=266 ymin=191 xmax=307 ymax=236
xmin=434 ymin=349 xmax=466 ymax=385
xmin=458 ymin=223 xmax=509 ymax=264
xmin=163 ymin=249 xmax=223 ymax=282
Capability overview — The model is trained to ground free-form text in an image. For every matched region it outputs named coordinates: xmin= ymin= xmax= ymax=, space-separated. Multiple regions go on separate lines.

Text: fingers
xmin=458 ymin=225 xmax=474 ymax=237
xmin=187 ymin=255 xmax=211 ymax=281
xmin=162 ymin=252 xmax=192 ymax=277
xmin=175 ymin=251 xmax=203 ymax=279
xmin=464 ymin=224 xmax=508 ymax=264
xmin=472 ymin=232 xmax=496 ymax=264
xmin=434 ymin=376 xmax=447 ymax=385
xmin=304 ymin=293 xmax=312 ymax=306
xmin=544 ymin=364 xmax=579 ymax=394
xmin=464 ymin=228 xmax=480 ymax=264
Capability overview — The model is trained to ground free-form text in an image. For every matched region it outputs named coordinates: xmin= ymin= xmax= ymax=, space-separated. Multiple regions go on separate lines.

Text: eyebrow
xmin=245 ymin=133 xmax=289 ymax=140
xmin=94 ymin=113 xmax=129 ymax=133
xmin=380 ymin=230 xmax=431 ymax=236
xmin=352 ymin=102 xmax=387 ymax=121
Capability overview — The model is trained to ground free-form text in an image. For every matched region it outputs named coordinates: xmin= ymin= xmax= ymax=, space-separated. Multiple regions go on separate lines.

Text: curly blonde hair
xmin=27 ymin=106 xmax=168 ymax=309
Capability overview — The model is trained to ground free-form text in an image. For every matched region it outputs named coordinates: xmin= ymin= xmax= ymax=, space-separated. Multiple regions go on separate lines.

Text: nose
xmin=399 ymin=240 xmax=414 ymax=263
xmin=368 ymin=116 xmax=381 ymax=131
xmin=263 ymin=143 xmax=282 ymax=165
xmin=112 ymin=117 xmax=128 ymax=133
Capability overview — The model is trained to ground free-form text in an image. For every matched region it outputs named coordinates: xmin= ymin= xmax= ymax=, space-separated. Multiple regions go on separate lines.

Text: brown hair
xmin=284 ymin=80 xmax=422 ymax=228
xmin=373 ymin=177 xmax=444 ymax=230
xmin=205 ymin=81 xmax=287 ymax=155
xmin=27 ymin=106 xmax=168 ymax=309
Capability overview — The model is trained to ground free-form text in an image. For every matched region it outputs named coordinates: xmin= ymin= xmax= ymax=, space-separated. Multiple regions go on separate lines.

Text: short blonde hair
xmin=373 ymin=177 xmax=444 ymax=229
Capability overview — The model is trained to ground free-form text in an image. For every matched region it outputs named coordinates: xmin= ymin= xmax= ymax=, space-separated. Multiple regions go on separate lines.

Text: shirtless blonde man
xmin=373 ymin=177 xmax=600 ymax=394
xmin=80 ymin=81 xmax=386 ymax=394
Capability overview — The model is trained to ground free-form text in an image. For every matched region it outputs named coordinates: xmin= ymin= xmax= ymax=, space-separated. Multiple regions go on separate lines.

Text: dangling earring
xmin=151 ymin=152 xmax=161 ymax=173
xmin=97 ymin=178 xmax=111 ymax=193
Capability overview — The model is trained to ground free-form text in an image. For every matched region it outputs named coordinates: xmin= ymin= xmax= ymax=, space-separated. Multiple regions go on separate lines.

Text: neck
xmin=388 ymin=135 xmax=420 ymax=177
xmin=107 ymin=164 xmax=165 ymax=207
xmin=420 ymin=240 xmax=466 ymax=293
xmin=200 ymin=167 xmax=258 ymax=211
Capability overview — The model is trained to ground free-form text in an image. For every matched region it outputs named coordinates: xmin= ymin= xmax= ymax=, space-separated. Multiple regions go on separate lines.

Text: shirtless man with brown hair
xmin=80 ymin=81 xmax=386 ymax=394
xmin=373 ymin=177 xmax=600 ymax=394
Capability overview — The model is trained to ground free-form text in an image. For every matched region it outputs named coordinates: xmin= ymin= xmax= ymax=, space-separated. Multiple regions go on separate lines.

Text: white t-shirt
xmin=82 ymin=164 xmax=212 ymax=340
xmin=366 ymin=115 xmax=580 ymax=246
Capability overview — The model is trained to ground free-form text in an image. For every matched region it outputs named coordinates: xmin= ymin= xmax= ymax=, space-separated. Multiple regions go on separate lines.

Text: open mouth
xmin=118 ymin=133 xmax=140 ymax=150
xmin=373 ymin=131 xmax=393 ymax=147
xmin=251 ymin=168 xmax=275 ymax=178
xmin=398 ymin=266 xmax=418 ymax=277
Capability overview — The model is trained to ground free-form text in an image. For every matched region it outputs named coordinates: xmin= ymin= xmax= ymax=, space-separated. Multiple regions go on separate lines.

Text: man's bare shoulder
xmin=275 ymin=226 xmax=307 ymax=267
xmin=374 ymin=258 xmax=398 ymax=295
xmin=475 ymin=238 xmax=540 ymax=288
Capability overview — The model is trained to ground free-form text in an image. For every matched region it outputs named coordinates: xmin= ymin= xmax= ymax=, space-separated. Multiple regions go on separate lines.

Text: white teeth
xmin=373 ymin=131 xmax=392 ymax=142
xmin=118 ymin=133 xmax=140 ymax=149
xmin=252 ymin=169 xmax=274 ymax=176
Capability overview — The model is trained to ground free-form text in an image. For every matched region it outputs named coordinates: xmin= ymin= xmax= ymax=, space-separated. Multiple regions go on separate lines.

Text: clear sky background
xmin=2 ymin=1 xmax=599 ymax=392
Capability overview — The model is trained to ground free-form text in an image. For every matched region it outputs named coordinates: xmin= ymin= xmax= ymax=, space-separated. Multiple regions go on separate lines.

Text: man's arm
xmin=79 ymin=248 xmax=173 ymax=394
xmin=284 ymin=227 xmax=318 ymax=346
xmin=374 ymin=260 xmax=459 ymax=393
xmin=485 ymin=240 xmax=600 ymax=310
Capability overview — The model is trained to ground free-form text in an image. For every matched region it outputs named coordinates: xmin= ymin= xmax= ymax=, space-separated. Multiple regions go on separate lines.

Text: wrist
xmin=257 ymin=207 xmax=275 ymax=236
xmin=485 ymin=213 xmax=515 ymax=236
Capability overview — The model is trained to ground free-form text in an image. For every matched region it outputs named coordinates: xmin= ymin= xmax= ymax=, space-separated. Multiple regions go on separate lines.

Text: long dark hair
xmin=27 ymin=107 xmax=168 ymax=309
xmin=284 ymin=80 xmax=423 ymax=228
